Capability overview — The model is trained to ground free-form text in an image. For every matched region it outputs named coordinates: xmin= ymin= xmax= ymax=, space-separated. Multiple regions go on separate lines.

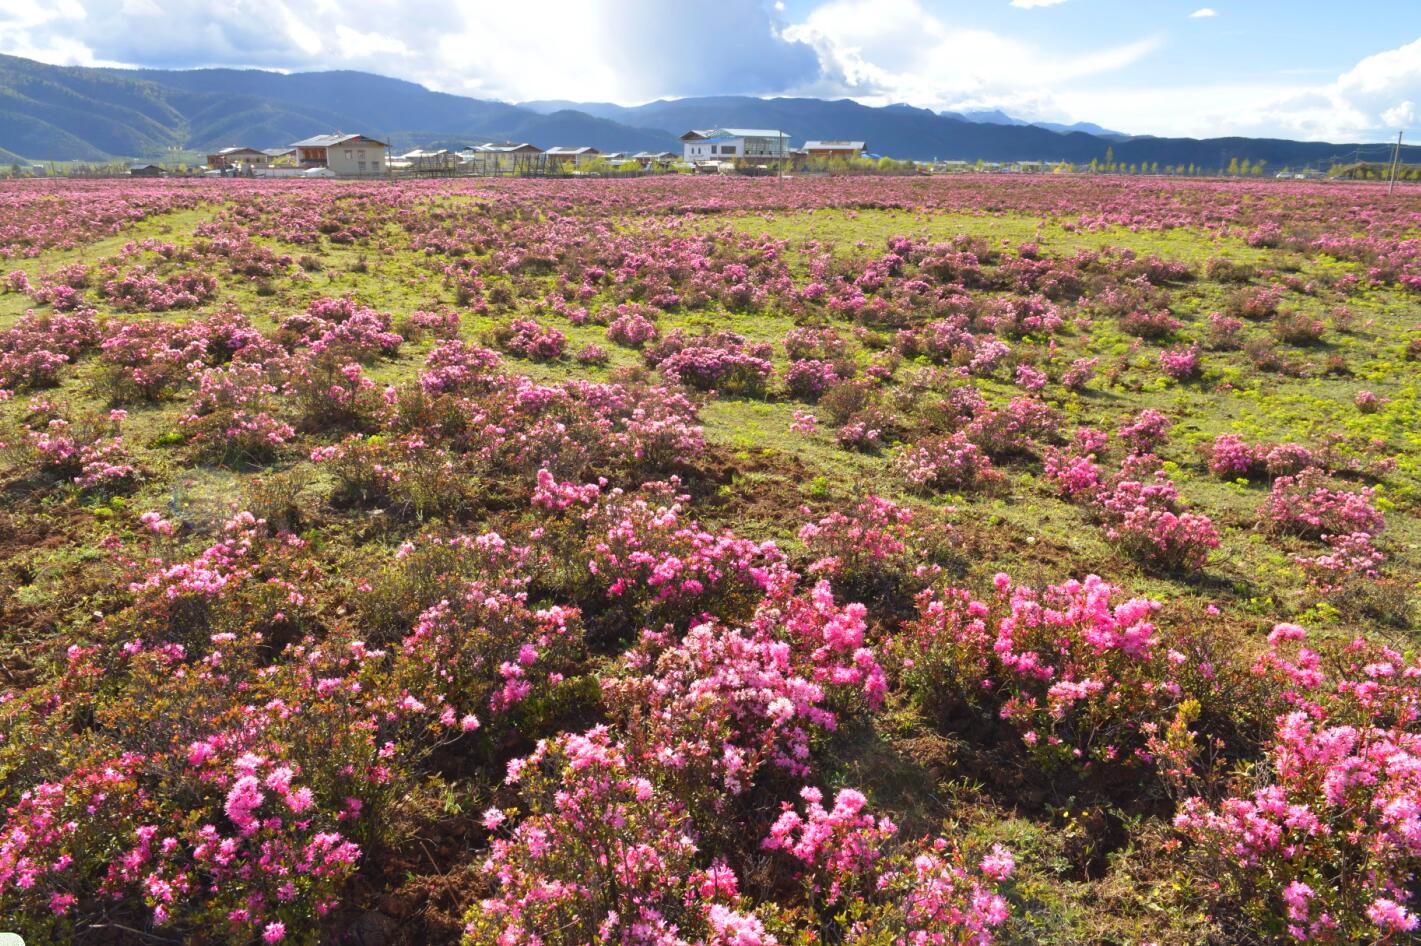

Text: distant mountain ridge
xmin=0 ymin=55 xmax=674 ymax=161
xmin=937 ymin=108 xmax=1131 ymax=142
xmin=2 ymin=53 xmax=1417 ymax=171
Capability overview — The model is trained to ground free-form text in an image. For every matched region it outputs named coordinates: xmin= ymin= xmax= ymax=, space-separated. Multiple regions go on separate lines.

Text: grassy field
xmin=1 ymin=176 xmax=1418 ymax=945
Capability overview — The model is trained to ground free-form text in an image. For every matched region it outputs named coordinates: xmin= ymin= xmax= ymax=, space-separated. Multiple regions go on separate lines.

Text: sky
xmin=1 ymin=0 xmax=1419 ymax=142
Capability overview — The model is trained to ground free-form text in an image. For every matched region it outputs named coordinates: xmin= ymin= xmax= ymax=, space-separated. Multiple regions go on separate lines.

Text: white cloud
xmin=1235 ymin=35 xmax=1421 ymax=139
xmin=1064 ymin=35 xmax=1421 ymax=142
xmin=784 ymin=0 xmax=1156 ymax=119
xmin=0 ymin=0 xmax=819 ymax=103
xmin=1189 ymin=8 xmax=1217 ymax=17
xmin=1009 ymin=0 xmax=1068 ymax=7
xmin=0 ymin=0 xmax=103 ymax=65
xmin=1383 ymin=100 xmax=1415 ymax=128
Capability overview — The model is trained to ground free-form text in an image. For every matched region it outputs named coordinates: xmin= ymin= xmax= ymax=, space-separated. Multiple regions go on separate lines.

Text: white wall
xmin=684 ymin=139 xmax=745 ymax=161
xmin=326 ymin=142 xmax=387 ymax=176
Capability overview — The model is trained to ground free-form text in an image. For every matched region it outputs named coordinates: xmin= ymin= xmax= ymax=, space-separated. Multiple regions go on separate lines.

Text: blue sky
xmin=2 ymin=0 xmax=1418 ymax=141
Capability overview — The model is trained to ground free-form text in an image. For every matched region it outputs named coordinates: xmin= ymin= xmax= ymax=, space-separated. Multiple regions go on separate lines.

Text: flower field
xmin=0 ymin=173 xmax=1419 ymax=945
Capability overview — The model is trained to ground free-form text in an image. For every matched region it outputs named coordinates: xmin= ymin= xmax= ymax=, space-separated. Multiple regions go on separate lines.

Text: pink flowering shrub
xmin=392 ymin=536 xmax=583 ymax=720
xmin=1353 ymin=389 xmax=1383 ymax=413
xmin=605 ymin=577 xmax=886 ymax=799
xmin=967 ymin=339 xmax=1012 ymax=376
xmin=798 ymin=495 xmax=947 ymax=604
xmin=647 ymin=330 xmax=773 ymax=395
xmin=1115 ymin=409 xmax=1172 ymax=454
xmin=181 ymin=361 xmax=294 ymax=464
xmin=98 ymin=266 xmax=217 ymax=311
xmin=1159 ymin=344 xmax=1201 ymax=381
xmin=1272 ymin=309 xmax=1327 ymax=345
xmin=1207 ymin=311 xmax=1246 ymax=349
xmin=1263 ymin=442 xmax=1319 ymax=477
xmin=418 ymin=338 xmax=503 ymax=395
xmin=0 ymin=311 xmax=99 ymax=391
xmin=783 ymin=325 xmax=848 ymax=361
xmin=279 ymin=297 xmax=403 ymax=362
xmin=1229 ymin=285 xmax=1284 ymax=321
xmin=763 ymin=786 xmax=1012 ymax=942
xmin=92 ymin=319 xmax=208 ymax=404
xmin=285 ymin=355 xmax=385 ymax=432
xmin=784 ymin=358 xmax=841 ymax=402
xmin=1042 ymin=445 xmax=1103 ymax=499
xmin=3 ymin=269 xmax=32 ymax=293
xmin=1263 ymin=468 xmax=1385 ymax=540
xmin=0 ymin=521 xmax=465 ymax=940
xmin=895 ymin=432 xmax=999 ymax=493
xmin=976 ymin=293 xmax=1064 ymax=337
xmin=534 ymin=473 xmax=784 ymax=635
xmin=464 ymin=728 xmax=761 ymax=946
xmin=606 ymin=309 xmax=660 ymax=348
xmin=900 ymin=573 xmax=1208 ymax=772
xmin=0 ymin=749 xmax=362 ymax=942
xmin=836 ymin=415 xmax=887 ymax=452
xmin=404 ymin=307 xmax=462 ymax=340
xmin=1207 ymin=434 xmax=1264 ymax=479
xmin=1094 ymin=462 xmax=1220 ymax=571
xmin=1014 ymin=363 xmax=1048 ymax=392
xmin=8 ymin=400 xmax=139 ymax=491
xmin=313 ymin=434 xmax=478 ymax=520
xmin=1120 ymin=309 xmax=1182 ymax=340
xmin=965 ymin=397 xmax=1060 ymax=459
xmin=1174 ymin=624 xmax=1421 ymax=943
xmin=1060 ymin=356 xmax=1098 ymax=391
xmin=1208 ymin=435 xmax=1323 ymax=481
xmin=497 ymin=317 xmax=567 ymax=360
xmin=1296 ymin=531 xmax=1386 ymax=591
xmin=574 ymin=342 xmax=610 ymax=365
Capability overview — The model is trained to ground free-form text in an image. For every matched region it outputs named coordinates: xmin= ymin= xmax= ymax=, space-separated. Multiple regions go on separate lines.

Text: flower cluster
xmin=1175 ymin=624 xmax=1421 ymax=943
xmin=899 ymin=572 xmax=1207 ymax=772
xmin=1263 ymin=467 xmax=1385 ymax=540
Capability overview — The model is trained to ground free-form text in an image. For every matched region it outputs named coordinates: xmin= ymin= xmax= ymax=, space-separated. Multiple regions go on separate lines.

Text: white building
xmin=290 ymin=134 xmax=389 ymax=177
xmin=679 ymin=129 xmax=791 ymax=164
xmin=544 ymin=146 xmax=601 ymax=167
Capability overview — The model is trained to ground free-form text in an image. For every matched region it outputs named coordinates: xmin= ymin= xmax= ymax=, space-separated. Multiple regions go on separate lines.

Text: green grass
xmin=4 ymin=196 xmax=1416 ymax=650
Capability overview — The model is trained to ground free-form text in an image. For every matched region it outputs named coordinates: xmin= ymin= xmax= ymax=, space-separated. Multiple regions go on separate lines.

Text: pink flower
xmin=1367 ymin=898 xmax=1418 ymax=933
xmin=979 ymin=844 xmax=1015 ymax=880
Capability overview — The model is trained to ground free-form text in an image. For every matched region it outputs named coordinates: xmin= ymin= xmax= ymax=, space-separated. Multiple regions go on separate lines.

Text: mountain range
xmin=2 ymin=52 xmax=1417 ymax=171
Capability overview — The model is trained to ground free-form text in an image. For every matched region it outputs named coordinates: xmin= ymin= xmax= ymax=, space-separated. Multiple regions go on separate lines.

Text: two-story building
xmin=206 ymin=147 xmax=271 ymax=171
xmin=290 ymin=134 xmax=389 ymax=177
xmin=802 ymin=140 xmax=866 ymax=161
xmin=679 ymin=129 xmax=791 ymax=165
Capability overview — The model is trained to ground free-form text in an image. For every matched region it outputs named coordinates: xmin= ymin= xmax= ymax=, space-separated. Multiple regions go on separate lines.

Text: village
xmin=168 ymin=130 xmax=888 ymax=179
xmin=98 ymin=129 xmax=1348 ymax=183
xmin=117 ymin=135 xmax=1338 ymax=181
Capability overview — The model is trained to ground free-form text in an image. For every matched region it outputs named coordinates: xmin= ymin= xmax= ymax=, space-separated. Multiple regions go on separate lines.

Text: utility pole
xmin=1387 ymin=130 xmax=1404 ymax=196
